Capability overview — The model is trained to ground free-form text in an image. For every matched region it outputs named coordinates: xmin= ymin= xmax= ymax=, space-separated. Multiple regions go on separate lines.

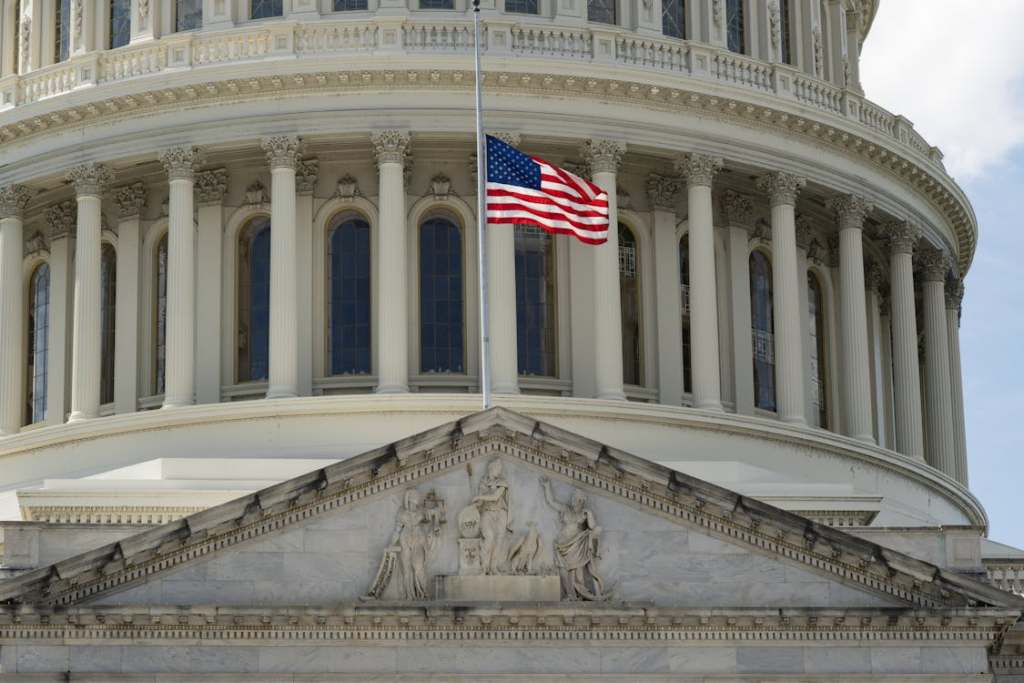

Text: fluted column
xmin=882 ymin=221 xmax=924 ymax=459
xmin=195 ymin=169 xmax=229 ymax=406
xmin=67 ymin=163 xmax=113 ymax=423
xmin=0 ymin=185 xmax=32 ymax=434
xmin=827 ymin=195 xmax=875 ymax=441
xmin=113 ymin=184 xmax=147 ymax=415
xmin=486 ymin=133 xmax=521 ymax=396
xmin=863 ymin=263 xmax=887 ymax=446
xmin=296 ymin=160 xmax=319 ymax=398
xmin=648 ymin=174 xmax=683 ymax=406
xmin=46 ymin=202 xmax=77 ymax=425
xmin=945 ymin=278 xmax=968 ymax=485
xmin=721 ymin=191 xmax=756 ymax=416
xmin=582 ymin=139 xmax=627 ymax=401
xmin=757 ymin=172 xmax=807 ymax=425
xmin=158 ymin=147 xmax=205 ymax=408
xmin=920 ymin=248 xmax=956 ymax=476
xmin=372 ymin=131 xmax=411 ymax=394
xmin=676 ymin=154 xmax=724 ymax=411
xmin=261 ymin=135 xmax=304 ymax=400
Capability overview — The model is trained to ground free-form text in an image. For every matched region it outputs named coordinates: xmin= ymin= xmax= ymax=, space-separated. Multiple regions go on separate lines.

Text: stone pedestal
xmin=436 ymin=574 xmax=561 ymax=602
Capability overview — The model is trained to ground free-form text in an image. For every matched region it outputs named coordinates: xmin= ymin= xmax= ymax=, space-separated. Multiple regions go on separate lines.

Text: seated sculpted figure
xmin=539 ymin=477 xmax=613 ymax=601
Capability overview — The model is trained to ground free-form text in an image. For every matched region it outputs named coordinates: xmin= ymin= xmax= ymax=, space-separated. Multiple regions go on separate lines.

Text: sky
xmin=860 ymin=0 xmax=1024 ymax=550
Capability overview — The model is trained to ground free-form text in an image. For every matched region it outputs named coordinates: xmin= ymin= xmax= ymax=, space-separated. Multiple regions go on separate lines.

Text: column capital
xmin=878 ymin=284 xmax=891 ymax=316
xmin=581 ymin=139 xmax=626 ymax=175
xmin=47 ymin=201 xmax=78 ymax=240
xmin=261 ymin=135 xmax=305 ymax=170
xmin=674 ymin=153 xmax=723 ymax=187
xmin=646 ymin=174 xmax=680 ymax=211
xmin=371 ymin=131 xmax=412 ymax=166
xmin=159 ymin=147 xmax=206 ymax=181
xmin=0 ymin=184 xmax=33 ymax=219
xmin=195 ymin=169 xmax=230 ymax=205
xmin=881 ymin=221 xmax=921 ymax=255
xmin=720 ymin=190 xmax=754 ymax=229
xmin=945 ymin=277 xmax=964 ymax=310
xmin=114 ymin=183 xmax=147 ymax=219
xmin=296 ymin=159 xmax=320 ymax=195
xmin=864 ymin=261 xmax=886 ymax=295
xmin=795 ymin=215 xmax=814 ymax=251
xmin=67 ymin=163 xmax=113 ymax=198
xmin=756 ymin=171 xmax=806 ymax=206
xmin=918 ymin=248 xmax=952 ymax=282
xmin=826 ymin=194 xmax=873 ymax=229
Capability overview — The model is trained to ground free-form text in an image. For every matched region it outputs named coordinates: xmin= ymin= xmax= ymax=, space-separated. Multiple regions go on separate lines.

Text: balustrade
xmin=985 ymin=562 xmax=1024 ymax=595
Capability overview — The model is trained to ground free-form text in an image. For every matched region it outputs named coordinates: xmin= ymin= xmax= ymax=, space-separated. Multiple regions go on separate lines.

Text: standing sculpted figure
xmin=390 ymin=489 xmax=440 ymax=600
xmin=471 ymin=459 xmax=512 ymax=574
xmin=540 ymin=477 xmax=614 ymax=601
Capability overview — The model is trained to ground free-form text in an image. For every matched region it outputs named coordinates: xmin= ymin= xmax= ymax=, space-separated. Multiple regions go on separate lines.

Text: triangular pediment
xmin=0 ymin=408 xmax=1017 ymax=616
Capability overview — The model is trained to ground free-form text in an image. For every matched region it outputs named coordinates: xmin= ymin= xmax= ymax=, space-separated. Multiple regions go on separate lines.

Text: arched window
xmin=100 ymin=244 xmax=117 ymax=405
xmin=588 ymin=0 xmax=616 ymax=24
xmin=238 ymin=216 xmax=271 ymax=383
xmin=514 ymin=225 xmax=556 ymax=377
xmin=663 ymin=0 xmax=685 ymax=39
xmin=679 ymin=233 xmax=692 ymax=394
xmin=808 ymin=271 xmax=829 ymax=428
xmin=419 ymin=214 xmax=464 ymax=374
xmin=110 ymin=0 xmax=131 ymax=48
xmin=334 ymin=0 xmax=368 ymax=9
xmin=327 ymin=212 xmax=372 ymax=376
xmin=505 ymin=0 xmax=538 ymax=13
xmin=726 ymin=0 xmax=745 ymax=53
xmin=251 ymin=0 xmax=282 ymax=19
xmin=154 ymin=232 xmax=168 ymax=394
xmin=779 ymin=0 xmax=792 ymax=64
xmin=749 ymin=250 xmax=775 ymax=411
xmin=55 ymin=0 xmax=71 ymax=62
xmin=26 ymin=263 xmax=50 ymax=424
xmin=175 ymin=0 xmax=202 ymax=32
xmin=619 ymin=223 xmax=642 ymax=386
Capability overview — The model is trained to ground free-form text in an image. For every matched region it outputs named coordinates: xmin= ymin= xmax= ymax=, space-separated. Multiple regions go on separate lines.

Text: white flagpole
xmin=473 ymin=0 xmax=491 ymax=410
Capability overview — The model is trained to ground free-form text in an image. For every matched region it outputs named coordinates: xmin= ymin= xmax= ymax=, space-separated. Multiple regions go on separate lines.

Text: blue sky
xmin=860 ymin=1 xmax=1024 ymax=549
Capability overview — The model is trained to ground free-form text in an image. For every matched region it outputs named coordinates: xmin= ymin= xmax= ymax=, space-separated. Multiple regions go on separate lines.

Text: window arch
xmin=26 ymin=263 xmax=50 ymax=424
xmin=110 ymin=0 xmax=131 ymax=48
xmin=749 ymin=249 xmax=775 ymax=411
xmin=327 ymin=211 xmax=372 ymax=376
xmin=726 ymin=0 xmax=745 ymax=53
xmin=175 ymin=0 xmax=202 ymax=32
xmin=55 ymin=0 xmax=71 ymax=62
xmin=619 ymin=223 xmax=642 ymax=386
xmin=419 ymin=212 xmax=464 ymax=374
xmin=514 ymin=225 xmax=556 ymax=377
xmin=154 ymin=231 xmax=168 ymax=394
xmin=663 ymin=0 xmax=685 ymax=39
xmin=238 ymin=216 xmax=271 ymax=383
xmin=100 ymin=243 xmax=117 ymax=405
xmin=679 ymin=233 xmax=692 ymax=394
xmin=808 ymin=270 xmax=829 ymax=428
xmin=251 ymin=0 xmax=283 ymax=19
xmin=588 ymin=0 xmax=616 ymax=24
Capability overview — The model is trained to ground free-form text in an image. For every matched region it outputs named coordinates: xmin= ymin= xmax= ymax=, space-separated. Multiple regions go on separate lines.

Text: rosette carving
xmin=826 ymin=194 xmax=873 ymax=229
xmin=646 ymin=174 xmax=679 ymax=211
xmin=720 ymin=190 xmax=753 ymax=229
xmin=159 ymin=147 xmax=206 ymax=181
xmin=261 ymin=135 xmax=305 ymax=170
xmin=756 ymin=171 xmax=806 ymax=205
xmin=0 ymin=185 xmax=32 ymax=219
xmin=115 ymin=183 xmax=147 ymax=219
xmin=580 ymin=139 xmax=626 ymax=175
xmin=881 ymin=221 xmax=921 ymax=255
xmin=917 ymin=248 xmax=951 ymax=282
xmin=47 ymin=201 xmax=78 ymax=240
xmin=67 ymin=163 xmax=113 ymax=197
xmin=195 ymin=169 xmax=229 ymax=205
xmin=371 ymin=131 xmax=412 ymax=166
xmin=675 ymin=153 xmax=723 ymax=187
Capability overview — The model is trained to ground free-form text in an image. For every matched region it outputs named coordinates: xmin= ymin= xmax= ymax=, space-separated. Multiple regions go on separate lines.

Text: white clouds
xmin=859 ymin=1 xmax=1024 ymax=180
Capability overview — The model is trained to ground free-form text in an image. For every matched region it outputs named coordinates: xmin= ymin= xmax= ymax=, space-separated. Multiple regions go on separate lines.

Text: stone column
xmin=67 ymin=163 xmax=113 ymax=423
xmin=945 ymin=277 xmax=968 ymax=485
xmin=485 ymin=133 xmax=521 ymax=396
xmin=844 ymin=8 xmax=862 ymax=91
xmin=194 ymin=169 xmax=228 ymax=406
xmin=721 ymin=190 xmax=756 ymax=416
xmin=582 ymin=139 xmax=627 ymax=401
xmin=371 ymin=131 xmax=411 ymax=394
xmin=863 ymin=263 xmax=887 ymax=447
xmin=826 ymin=194 xmax=874 ymax=442
xmin=46 ymin=201 xmax=77 ymax=425
xmin=920 ymin=248 xmax=956 ymax=477
xmin=676 ymin=153 xmax=724 ymax=411
xmin=757 ymin=172 xmax=807 ymax=425
xmin=0 ymin=185 xmax=32 ymax=434
xmin=878 ymin=286 xmax=896 ymax=449
xmin=296 ymin=159 xmax=319 ymax=398
xmin=113 ymin=183 xmax=146 ymax=415
xmin=795 ymin=217 xmax=814 ymax=425
xmin=261 ymin=135 xmax=304 ymax=400
xmin=158 ymin=147 xmax=205 ymax=409
xmin=130 ymin=0 xmax=157 ymax=42
xmin=882 ymin=221 xmax=924 ymax=459
xmin=648 ymin=174 xmax=683 ymax=406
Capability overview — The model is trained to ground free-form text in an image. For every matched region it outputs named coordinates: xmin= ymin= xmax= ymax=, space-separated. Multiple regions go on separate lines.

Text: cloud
xmin=859 ymin=0 xmax=1024 ymax=180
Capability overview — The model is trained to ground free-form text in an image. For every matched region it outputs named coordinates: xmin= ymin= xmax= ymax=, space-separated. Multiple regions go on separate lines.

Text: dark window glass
xmin=727 ymin=0 xmax=745 ymax=53
xmin=505 ymin=0 xmax=538 ymax=13
xmin=27 ymin=263 xmax=50 ymax=424
xmin=334 ymin=0 xmax=368 ymax=9
xmin=514 ymin=225 xmax=556 ymax=377
xmin=420 ymin=0 xmax=454 ymax=8
xmin=679 ymin=234 xmax=691 ymax=395
xmin=749 ymin=250 xmax=775 ymax=411
xmin=110 ymin=0 xmax=131 ymax=48
xmin=176 ymin=0 xmax=202 ymax=31
xmin=808 ymin=271 xmax=828 ymax=428
xmin=100 ymin=244 xmax=117 ymax=405
xmin=55 ymin=0 xmax=70 ymax=62
xmin=251 ymin=0 xmax=283 ymax=19
xmin=779 ymin=0 xmax=792 ymax=64
xmin=238 ymin=217 xmax=272 ymax=383
xmin=154 ymin=233 xmax=168 ymax=394
xmin=328 ymin=213 xmax=372 ymax=376
xmin=588 ymin=0 xmax=616 ymax=24
xmin=662 ymin=0 xmax=685 ymax=39
xmin=619 ymin=224 xmax=642 ymax=386
xmin=419 ymin=216 xmax=464 ymax=374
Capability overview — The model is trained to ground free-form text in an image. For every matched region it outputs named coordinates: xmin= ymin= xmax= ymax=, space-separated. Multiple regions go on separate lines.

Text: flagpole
xmin=473 ymin=0 xmax=491 ymax=410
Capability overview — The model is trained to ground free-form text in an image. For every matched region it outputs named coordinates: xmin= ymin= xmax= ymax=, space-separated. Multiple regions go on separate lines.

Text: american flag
xmin=485 ymin=135 xmax=610 ymax=245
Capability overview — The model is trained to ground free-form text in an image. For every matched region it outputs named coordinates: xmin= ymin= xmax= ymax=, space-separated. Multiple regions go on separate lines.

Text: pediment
xmin=0 ymin=408 xmax=1017 ymax=616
